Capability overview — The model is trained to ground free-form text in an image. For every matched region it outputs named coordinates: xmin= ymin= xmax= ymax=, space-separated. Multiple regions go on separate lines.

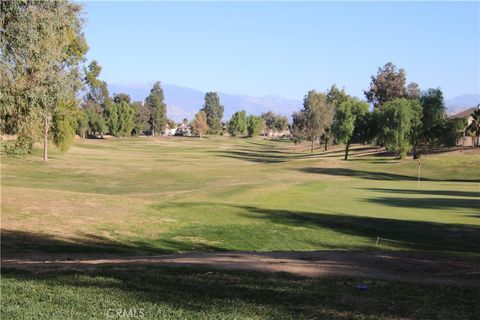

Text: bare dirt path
xmin=3 ymin=250 xmax=480 ymax=285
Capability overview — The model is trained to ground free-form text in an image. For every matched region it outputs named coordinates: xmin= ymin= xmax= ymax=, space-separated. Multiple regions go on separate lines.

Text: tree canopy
xmin=1 ymin=0 xmax=88 ymax=160
xmin=301 ymin=90 xmax=335 ymax=153
xmin=145 ymin=82 xmax=167 ymax=136
xmin=247 ymin=115 xmax=264 ymax=137
xmin=332 ymin=98 xmax=370 ymax=160
xmin=201 ymin=92 xmax=224 ymax=134
xmin=228 ymin=111 xmax=247 ymax=137
xmin=377 ymin=98 xmax=423 ymax=159
xmin=364 ymin=62 xmax=407 ymax=108
xmin=191 ymin=111 xmax=209 ymax=139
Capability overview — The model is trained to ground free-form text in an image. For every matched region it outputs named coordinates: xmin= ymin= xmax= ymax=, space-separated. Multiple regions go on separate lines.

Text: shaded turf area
xmin=2 ymin=266 xmax=480 ymax=320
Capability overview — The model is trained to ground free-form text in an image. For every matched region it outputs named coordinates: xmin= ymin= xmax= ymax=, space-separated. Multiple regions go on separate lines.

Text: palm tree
xmin=468 ymin=107 xmax=480 ymax=147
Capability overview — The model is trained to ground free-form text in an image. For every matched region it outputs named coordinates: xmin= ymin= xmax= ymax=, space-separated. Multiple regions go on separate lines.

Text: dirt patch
xmin=2 ymin=250 xmax=479 ymax=285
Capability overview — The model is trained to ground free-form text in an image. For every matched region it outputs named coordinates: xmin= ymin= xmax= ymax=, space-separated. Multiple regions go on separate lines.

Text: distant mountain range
xmin=444 ymin=94 xmax=480 ymax=116
xmin=108 ymin=82 xmax=301 ymax=122
xmin=108 ymin=82 xmax=480 ymax=121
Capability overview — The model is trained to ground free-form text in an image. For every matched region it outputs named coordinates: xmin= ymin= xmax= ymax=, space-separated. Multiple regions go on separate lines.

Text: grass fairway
xmin=2 ymin=137 xmax=480 ymax=319
xmin=2 ymin=137 xmax=479 ymax=254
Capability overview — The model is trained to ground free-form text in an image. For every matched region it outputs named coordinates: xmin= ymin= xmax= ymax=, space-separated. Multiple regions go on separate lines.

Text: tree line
xmin=289 ymin=62 xmax=470 ymax=159
xmin=1 ymin=1 xmax=478 ymax=162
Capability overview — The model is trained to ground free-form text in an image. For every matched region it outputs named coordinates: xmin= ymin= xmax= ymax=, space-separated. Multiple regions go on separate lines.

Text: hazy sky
xmin=81 ymin=1 xmax=480 ymax=100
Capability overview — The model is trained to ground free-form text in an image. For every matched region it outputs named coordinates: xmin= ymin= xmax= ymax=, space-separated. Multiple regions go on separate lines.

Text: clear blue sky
xmin=81 ymin=1 xmax=479 ymax=100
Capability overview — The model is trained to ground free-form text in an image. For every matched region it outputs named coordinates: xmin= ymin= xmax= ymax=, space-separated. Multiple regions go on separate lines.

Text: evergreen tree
xmin=145 ymin=82 xmax=167 ymax=136
xmin=201 ymin=92 xmax=224 ymax=134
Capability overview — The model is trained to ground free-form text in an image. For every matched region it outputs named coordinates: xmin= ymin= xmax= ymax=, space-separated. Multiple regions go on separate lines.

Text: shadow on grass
xmin=298 ymin=167 xmax=480 ymax=183
xmin=0 ymin=229 xmax=224 ymax=257
xmin=365 ymin=197 xmax=480 ymax=211
xmin=212 ymin=150 xmax=290 ymax=163
xmin=3 ymin=266 xmax=479 ymax=320
xmin=365 ymin=188 xmax=480 ymax=198
xmin=358 ymin=188 xmax=480 ymax=211
xmin=211 ymin=148 xmax=369 ymax=164
xmin=235 ymin=205 xmax=480 ymax=254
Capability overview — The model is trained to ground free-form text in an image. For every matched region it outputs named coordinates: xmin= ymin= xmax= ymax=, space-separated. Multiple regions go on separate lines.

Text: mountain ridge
xmin=108 ymin=82 xmax=479 ymax=121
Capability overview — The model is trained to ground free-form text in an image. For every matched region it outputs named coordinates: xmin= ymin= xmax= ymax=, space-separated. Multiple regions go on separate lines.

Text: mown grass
xmin=2 ymin=137 xmax=480 ymax=319
xmin=1 ymin=137 xmax=479 ymax=255
xmin=2 ymin=267 xmax=480 ymax=320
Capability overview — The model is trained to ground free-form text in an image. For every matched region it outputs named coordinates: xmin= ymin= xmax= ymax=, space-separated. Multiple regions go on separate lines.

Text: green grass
xmin=2 ymin=137 xmax=480 ymax=319
xmin=2 ymin=137 xmax=479 ymax=255
xmin=2 ymin=267 xmax=479 ymax=320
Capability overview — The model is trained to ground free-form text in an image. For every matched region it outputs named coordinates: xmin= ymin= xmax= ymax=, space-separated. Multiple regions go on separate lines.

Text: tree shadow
xmin=365 ymin=188 xmax=480 ymax=198
xmin=298 ymin=167 xmax=480 ymax=183
xmin=364 ymin=197 xmax=480 ymax=211
xmin=235 ymin=205 xmax=480 ymax=254
xmin=4 ymin=266 xmax=479 ymax=320
xmin=2 ymin=208 xmax=480 ymax=318
xmin=361 ymin=188 xmax=480 ymax=212
xmin=0 ymin=229 xmax=224 ymax=257
xmin=212 ymin=149 xmax=293 ymax=163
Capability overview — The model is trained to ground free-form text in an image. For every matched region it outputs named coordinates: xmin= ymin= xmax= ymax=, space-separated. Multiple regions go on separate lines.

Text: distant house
xmin=450 ymin=106 xmax=479 ymax=146
xmin=163 ymin=124 xmax=177 ymax=136
xmin=174 ymin=123 xmax=192 ymax=136
xmin=261 ymin=128 xmax=292 ymax=139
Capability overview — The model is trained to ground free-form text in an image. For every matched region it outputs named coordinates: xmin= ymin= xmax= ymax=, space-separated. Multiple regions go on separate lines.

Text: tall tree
xmin=364 ymin=62 xmax=407 ymax=108
xmin=323 ymin=85 xmax=351 ymax=150
xmin=275 ymin=116 xmax=289 ymax=135
xmin=332 ymin=98 xmax=370 ymax=160
xmin=302 ymin=90 xmax=335 ymax=153
xmin=78 ymin=106 xmax=107 ymax=138
xmin=83 ymin=60 xmax=112 ymax=117
xmin=261 ymin=111 xmax=277 ymax=137
xmin=107 ymin=101 xmax=135 ymax=137
xmin=419 ymin=88 xmax=447 ymax=148
xmin=201 ymin=92 xmax=224 ymax=134
xmin=228 ymin=111 xmax=247 ymax=136
xmin=1 ymin=0 xmax=88 ymax=160
xmin=291 ymin=111 xmax=307 ymax=145
xmin=247 ymin=115 xmax=264 ymax=137
xmin=378 ymin=98 xmax=422 ymax=159
xmin=145 ymin=82 xmax=167 ymax=136
xmin=131 ymin=101 xmax=150 ymax=136
xmin=260 ymin=111 xmax=287 ymax=138
xmin=191 ymin=111 xmax=209 ymax=139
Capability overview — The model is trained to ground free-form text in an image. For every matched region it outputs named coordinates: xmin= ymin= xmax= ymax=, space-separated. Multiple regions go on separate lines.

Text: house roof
xmin=450 ymin=107 xmax=477 ymax=119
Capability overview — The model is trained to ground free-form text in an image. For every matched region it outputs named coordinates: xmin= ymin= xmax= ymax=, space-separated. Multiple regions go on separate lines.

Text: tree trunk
xmin=152 ymin=128 xmax=155 ymax=137
xmin=43 ymin=117 xmax=48 ymax=162
xmin=324 ymin=140 xmax=328 ymax=151
xmin=344 ymin=143 xmax=350 ymax=161
xmin=311 ymin=139 xmax=314 ymax=154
